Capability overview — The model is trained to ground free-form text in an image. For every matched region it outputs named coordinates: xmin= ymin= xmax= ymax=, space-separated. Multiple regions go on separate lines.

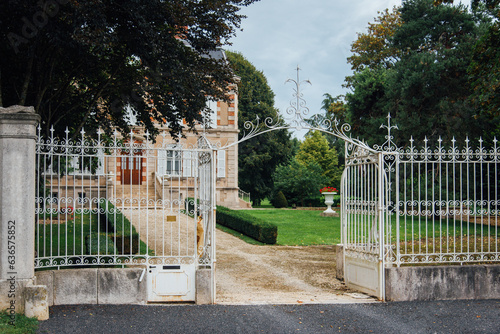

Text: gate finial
xmin=375 ymin=113 xmax=399 ymax=152
xmin=285 ymin=65 xmax=312 ymax=131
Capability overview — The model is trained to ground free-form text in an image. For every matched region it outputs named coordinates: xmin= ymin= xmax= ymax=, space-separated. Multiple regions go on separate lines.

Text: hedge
xmin=85 ymin=232 xmax=117 ymax=255
xmin=216 ymin=206 xmax=277 ymax=244
xmin=98 ymin=199 xmax=141 ymax=254
xmin=98 ymin=199 xmax=139 ymax=235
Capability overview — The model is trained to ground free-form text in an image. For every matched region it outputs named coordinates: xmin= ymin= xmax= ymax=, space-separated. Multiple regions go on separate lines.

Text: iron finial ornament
xmin=285 ymin=65 xmax=312 ymax=131
xmin=216 ymin=67 xmax=375 ymax=153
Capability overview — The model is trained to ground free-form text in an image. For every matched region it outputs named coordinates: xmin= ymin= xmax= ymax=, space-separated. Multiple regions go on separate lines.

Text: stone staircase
xmin=113 ymin=182 xmax=159 ymax=207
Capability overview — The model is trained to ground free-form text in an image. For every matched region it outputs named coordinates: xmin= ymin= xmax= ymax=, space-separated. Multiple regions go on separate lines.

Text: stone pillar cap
xmin=0 ymin=105 xmax=36 ymax=114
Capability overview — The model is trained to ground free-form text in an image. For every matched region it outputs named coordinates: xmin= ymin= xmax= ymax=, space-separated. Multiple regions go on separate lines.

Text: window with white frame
xmin=157 ymin=149 xmax=225 ymax=178
xmin=182 ymin=151 xmax=194 ymax=177
xmin=43 ymin=152 xmax=105 ymax=176
xmin=158 ymin=149 xmax=186 ymax=177
xmin=217 ymin=150 xmax=226 ymax=178
xmin=206 ymin=99 xmax=218 ymax=129
xmin=167 ymin=150 xmax=181 ymax=175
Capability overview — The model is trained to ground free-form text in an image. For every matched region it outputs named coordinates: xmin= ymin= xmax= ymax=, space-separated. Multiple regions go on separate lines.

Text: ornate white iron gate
xmin=341 ymin=148 xmax=386 ymax=299
xmin=35 ymin=128 xmax=216 ymax=302
xmin=32 ymin=68 xmax=500 ymax=304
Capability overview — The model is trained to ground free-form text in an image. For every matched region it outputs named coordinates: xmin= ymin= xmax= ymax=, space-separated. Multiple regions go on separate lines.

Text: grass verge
xmin=0 ymin=311 xmax=38 ymax=334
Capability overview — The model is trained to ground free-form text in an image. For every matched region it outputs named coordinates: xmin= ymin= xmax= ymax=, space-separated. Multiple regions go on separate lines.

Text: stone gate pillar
xmin=0 ymin=106 xmax=48 ymax=320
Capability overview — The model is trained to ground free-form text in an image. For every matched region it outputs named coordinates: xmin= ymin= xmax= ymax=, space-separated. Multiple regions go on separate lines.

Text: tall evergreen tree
xmin=386 ymin=0 xmax=481 ymax=144
xmin=468 ymin=0 xmax=500 ymax=142
xmin=225 ymin=51 xmax=292 ymax=206
xmin=342 ymin=0 xmax=492 ymax=146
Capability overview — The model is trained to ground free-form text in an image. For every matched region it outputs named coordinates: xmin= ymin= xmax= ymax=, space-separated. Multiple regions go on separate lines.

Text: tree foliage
xmin=316 ymin=94 xmax=347 ymax=165
xmin=344 ymin=67 xmax=389 ymax=147
xmin=388 ymin=0 xmax=482 ymax=143
xmin=295 ymin=130 xmax=341 ymax=187
xmin=271 ymin=131 xmax=341 ymax=208
xmin=0 ymin=0 xmax=257 ymax=139
xmin=225 ymin=51 xmax=292 ymax=206
xmin=468 ymin=7 xmax=500 ymax=117
xmin=346 ymin=6 xmax=402 ymax=79
xmin=339 ymin=0 xmax=497 ymax=146
xmin=272 ymin=158 xmax=328 ymax=207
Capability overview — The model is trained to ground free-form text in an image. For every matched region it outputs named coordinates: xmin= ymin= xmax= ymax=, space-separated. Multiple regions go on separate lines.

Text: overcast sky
xmin=228 ymin=0 xmax=471 ymax=138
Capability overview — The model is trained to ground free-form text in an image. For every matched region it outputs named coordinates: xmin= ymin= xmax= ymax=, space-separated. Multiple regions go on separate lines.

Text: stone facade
xmin=40 ymin=81 xmax=243 ymax=209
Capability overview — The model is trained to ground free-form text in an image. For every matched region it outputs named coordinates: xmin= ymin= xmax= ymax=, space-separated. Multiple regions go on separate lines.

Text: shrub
xmin=273 ymin=191 xmax=288 ymax=208
xmin=216 ymin=206 xmax=277 ymax=244
xmin=99 ymin=200 xmax=137 ymax=235
xmin=112 ymin=234 xmax=140 ymax=254
xmin=85 ymin=232 xmax=117 ymax=255
xmin=98 ymin=199 xmax=141 ymax=254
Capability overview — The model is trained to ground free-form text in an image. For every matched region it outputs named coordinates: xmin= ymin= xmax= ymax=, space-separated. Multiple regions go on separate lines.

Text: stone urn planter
xmin=322 ymin=192 xmax=337 ymax=214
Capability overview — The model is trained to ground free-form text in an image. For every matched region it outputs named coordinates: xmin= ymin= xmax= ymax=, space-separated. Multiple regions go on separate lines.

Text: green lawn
xmin=237 ymin=209 xmax=341 ymax=245
xmin=393 ymin=216 xmax=500 ymax=241
xmin=252 ymin=198 xmax=274 ymax=208
xmin=229 ymin=208 xmax=498 ymax=251
xmin=36 ymin=209 xmax=152 ymax=269
xmin=392 ymin=215 xmax=500 ymax=256
xmin=36 ymin=212 xmax=100 ymax=259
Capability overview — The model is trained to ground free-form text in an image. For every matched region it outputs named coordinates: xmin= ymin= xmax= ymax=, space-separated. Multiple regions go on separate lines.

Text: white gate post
xmin=0 ymin=106 xmax=48 ymax=320
xmin=195 ymin=148 xmax=217 ymax=304
xmin=377 ymin=152 xmax=386 ymax=301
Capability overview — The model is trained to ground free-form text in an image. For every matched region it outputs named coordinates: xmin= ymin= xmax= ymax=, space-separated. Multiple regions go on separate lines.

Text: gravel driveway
xmin=215 ymin=229 xmax=375 ymax=304
xmin=122 ymin=207 xmax=375 ymax=304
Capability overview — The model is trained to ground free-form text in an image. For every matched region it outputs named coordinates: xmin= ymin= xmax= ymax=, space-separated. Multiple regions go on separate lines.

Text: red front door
xmin=121 ymin=154 xmax=142 ymax=185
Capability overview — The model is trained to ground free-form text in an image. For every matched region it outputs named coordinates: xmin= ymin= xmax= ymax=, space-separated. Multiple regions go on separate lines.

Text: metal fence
xmin=35 ymin=127 xmax=215 ymax=269
xmin=341 ymin=133 xmax=500 ymax=298
xmin=391 ymin=138 xmax=500 ymax=265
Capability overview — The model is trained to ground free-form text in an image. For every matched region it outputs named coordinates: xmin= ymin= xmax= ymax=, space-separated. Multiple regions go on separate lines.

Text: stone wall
xmin=385 ymin=265 xmax=500 ymax=301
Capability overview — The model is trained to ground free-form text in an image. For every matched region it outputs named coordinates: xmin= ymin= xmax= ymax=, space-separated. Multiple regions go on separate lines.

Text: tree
xmin=341 ymin=0 xmax=491 ymax=146
xmin=295 ymin=130 xmax=341 ymax=188
xmin=0 ymin=0 xmax=257 ymax=139
xmin=225 ymin=51 xmax=292 ymax=206
xmin=321 ymin=93 xmax=349 ymax=123
xmin=341 ymin=5 xmax=402 ymax=145
xmin=385 ymin=0 xmax=482 ymax=143
xmin=345 ymin=6 xmax=401 ymax=88
xmin=272 ymin=158 xmax=328 ymax=207
xmin=345 ymin=67 xmax=389 ymax=146
xmin=468 ymin=2 xmax=500 ymax=118
xmin=467 ymin=1 xmax=500 ymax=142
xmin=319 ymin=94 xmax=347 ymax=166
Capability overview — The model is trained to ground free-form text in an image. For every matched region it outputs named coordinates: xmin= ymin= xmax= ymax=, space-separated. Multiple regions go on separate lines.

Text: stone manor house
xmin=43 ymin=49 xmax=248 ymax=210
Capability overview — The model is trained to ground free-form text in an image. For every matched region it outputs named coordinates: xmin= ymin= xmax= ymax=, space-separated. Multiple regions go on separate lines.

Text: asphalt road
xmin=37 ymin=300 xmax=500 ymax=334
